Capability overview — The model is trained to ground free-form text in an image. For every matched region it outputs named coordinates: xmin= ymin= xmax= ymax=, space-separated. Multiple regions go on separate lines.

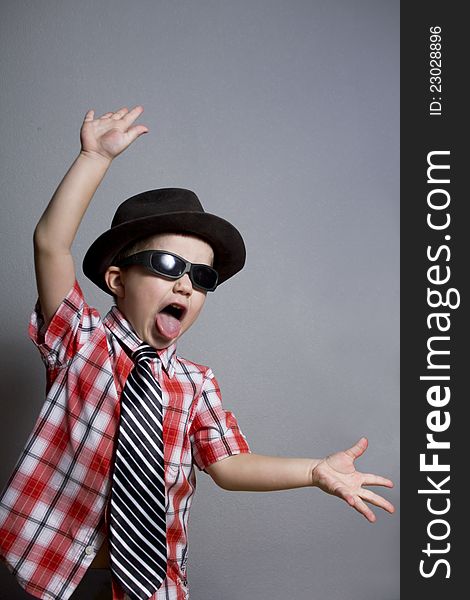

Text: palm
xmin=312 ymin=437 xmax=395 ymax=522
xmin=85 ymin=126 xmax=132 ymax=158
xmin=316 ymin=450 xmax=361 ymax=492
xmin=80 ymin=106 xmax=148 ymax=160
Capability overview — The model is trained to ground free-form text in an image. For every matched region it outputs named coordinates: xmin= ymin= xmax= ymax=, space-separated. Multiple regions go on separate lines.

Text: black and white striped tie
xmin=110 ymin=343 xmax=167 ymax=600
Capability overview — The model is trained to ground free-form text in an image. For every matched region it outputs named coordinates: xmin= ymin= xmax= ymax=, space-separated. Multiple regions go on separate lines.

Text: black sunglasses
xmin=116 ymin=250 xmax=219 ymax=292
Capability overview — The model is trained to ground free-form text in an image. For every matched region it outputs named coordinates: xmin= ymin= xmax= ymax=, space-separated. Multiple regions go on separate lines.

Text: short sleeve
xmin=189 ymin=370 xmax=251 ymax=471
xmin=29 ymin=279 xmax=102 ymax=370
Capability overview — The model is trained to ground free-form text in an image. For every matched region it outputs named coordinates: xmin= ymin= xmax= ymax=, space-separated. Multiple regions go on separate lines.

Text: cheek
xmin=140 ymin=276 xmax=168 ymax=299
xmin=127 ymin=280 xmax=163 ymax=315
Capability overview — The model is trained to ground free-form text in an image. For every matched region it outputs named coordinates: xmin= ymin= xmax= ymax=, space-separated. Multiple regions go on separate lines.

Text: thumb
xmin=83 ymin=109 xmax=95 ymax=122
xmin=345 ymin=437 xmax=368 ymax=460
xmin=126 ymin=124 xmax=149 ymax=144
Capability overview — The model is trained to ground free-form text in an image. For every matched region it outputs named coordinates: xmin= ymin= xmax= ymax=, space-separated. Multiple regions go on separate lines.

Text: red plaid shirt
xmin=0 ymin=280 xmax=251 ymax=600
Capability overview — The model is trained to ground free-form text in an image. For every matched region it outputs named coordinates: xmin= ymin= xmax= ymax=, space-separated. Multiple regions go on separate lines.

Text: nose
xmin=173 ymin=274 xmax=193 ymax=296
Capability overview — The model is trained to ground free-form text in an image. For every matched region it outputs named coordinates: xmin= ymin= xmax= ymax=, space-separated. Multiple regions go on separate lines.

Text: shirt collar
xmin=103 ymin=305 xmax=177 ymax=378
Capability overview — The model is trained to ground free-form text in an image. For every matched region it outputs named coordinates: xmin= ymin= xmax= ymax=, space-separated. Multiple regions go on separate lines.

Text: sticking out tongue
xmin=155 ymin=310 xmax=182 ymax=340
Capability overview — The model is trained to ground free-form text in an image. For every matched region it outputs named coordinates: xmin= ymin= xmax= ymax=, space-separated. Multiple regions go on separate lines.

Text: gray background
xmin=0 ymin=1 xmax=399 ymax=599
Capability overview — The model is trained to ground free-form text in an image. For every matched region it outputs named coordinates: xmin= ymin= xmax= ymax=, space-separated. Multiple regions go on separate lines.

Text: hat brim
xmin=83 ymin=211 xmax=246 ymax=294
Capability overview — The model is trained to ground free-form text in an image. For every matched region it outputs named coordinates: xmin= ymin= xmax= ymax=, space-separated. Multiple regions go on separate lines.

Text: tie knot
xmin=132 ymin=344 xmax=159 ymax=363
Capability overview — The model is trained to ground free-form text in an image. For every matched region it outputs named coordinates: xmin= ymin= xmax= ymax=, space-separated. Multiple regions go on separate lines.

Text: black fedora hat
xmin=83 ymin=188 xmax=246 ymax=294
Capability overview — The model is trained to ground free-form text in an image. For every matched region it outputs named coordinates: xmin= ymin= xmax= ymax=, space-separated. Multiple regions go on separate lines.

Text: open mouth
xmin=160 ymin=303 xmax=186 ymax=320
xmin=155 ymin=303 xmax=187 ymax=340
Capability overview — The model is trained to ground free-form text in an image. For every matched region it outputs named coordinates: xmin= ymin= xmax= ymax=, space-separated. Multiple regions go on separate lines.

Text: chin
xmin=151 ymin=333 xmax=177 ymax=350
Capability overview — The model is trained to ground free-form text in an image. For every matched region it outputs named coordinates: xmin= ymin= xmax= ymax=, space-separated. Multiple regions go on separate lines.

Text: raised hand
xmin=311 ymin=437 xmax=395 ymax=522
xmin=80 ymin=105 xmax=149 ymax=161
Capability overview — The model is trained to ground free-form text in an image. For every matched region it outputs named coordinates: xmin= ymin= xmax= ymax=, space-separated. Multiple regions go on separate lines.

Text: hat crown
xmin=111 ymin=188 xmax=204 ymax=228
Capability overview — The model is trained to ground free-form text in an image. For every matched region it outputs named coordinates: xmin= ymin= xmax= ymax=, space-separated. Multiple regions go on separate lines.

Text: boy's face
xmin=105 ymin=233 xmax=214 ymax=349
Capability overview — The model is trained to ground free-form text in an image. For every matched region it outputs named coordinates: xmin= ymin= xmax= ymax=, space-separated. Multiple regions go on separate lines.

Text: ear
xmin=104 ymin=266 xmax=126 ymax=298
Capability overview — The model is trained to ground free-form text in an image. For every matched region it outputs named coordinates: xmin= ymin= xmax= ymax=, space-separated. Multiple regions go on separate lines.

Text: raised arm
xmin=33 ymin=106 xmax=148 ymax=326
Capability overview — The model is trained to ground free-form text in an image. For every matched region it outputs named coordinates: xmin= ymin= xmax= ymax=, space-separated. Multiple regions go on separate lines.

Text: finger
xmin=362 ymin=473 xmax=394 ymax=488
xmin=121 ymin=105 xmax=145 ymax=125
xmin=355 ymin=496 xmax=377 ymax=523
xmin=99 ymin=112 xmax=114 ymax=119
xmin=360 ymin=489 xmax=395 ymax=514
xmin=125 ymin=124 xmax=149 ymax=142
xmin=111 ymin=107 xmax=129 ymax=119
xmin=345 ymin=437 xmax=368 ymax=461
xmin=348 ymin=495 xmax=376 ymax=523
xmin=83 ymin=109 xmax=95 ymax=121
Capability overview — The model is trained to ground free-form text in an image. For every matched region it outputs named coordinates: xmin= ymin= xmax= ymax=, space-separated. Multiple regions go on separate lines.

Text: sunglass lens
xmin=151 ymin=253 xmax=184 ymax=277
xmin=192 ymin=265 xmax=218 ymax=290
xmin=149 ymin=252 xmax=217 ymax=290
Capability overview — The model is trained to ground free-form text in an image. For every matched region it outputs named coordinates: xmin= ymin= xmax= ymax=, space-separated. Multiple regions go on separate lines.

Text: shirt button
xmin=85 ymin=546 xmax=95 ymax=556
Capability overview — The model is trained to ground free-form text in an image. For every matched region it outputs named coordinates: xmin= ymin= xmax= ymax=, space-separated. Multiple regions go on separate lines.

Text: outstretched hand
xmin=311 ymin=437 xmax=395 ymax=523
xmin=80 ymin=105 xmax=149 ymax=161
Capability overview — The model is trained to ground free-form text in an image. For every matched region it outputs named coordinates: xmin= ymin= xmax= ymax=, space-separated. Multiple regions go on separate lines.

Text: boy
xmin=0 ymin=105 xmax=394 ymax=600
